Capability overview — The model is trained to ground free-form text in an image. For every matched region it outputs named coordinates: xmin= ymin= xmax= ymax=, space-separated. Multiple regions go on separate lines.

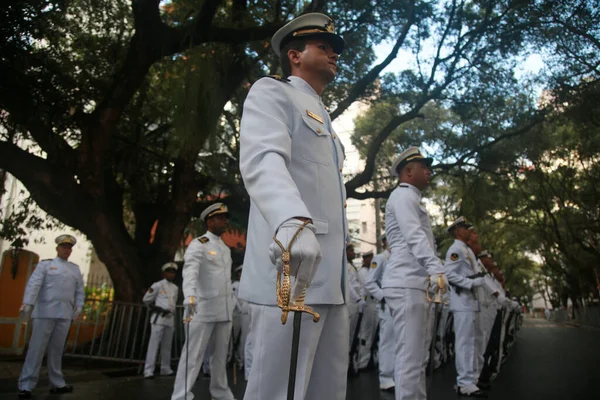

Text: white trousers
xmin=434 ymin=306 xmax=451 ymax=366
xmin=385 ymin=289 xmax=433 ymax=400
xmin=18 ymin=318 xmax=71 ymax=391
xmin=453 ymin=311 xmax=483 ymax=390
xmin=378 ymin=303 xmax=395 ymax=390
xmin=237 ymin=313 xmax=251 ymax=366
xmin=171 ymin=320 xmax=234 ymax=400
xmin=243 ymin=310 xmax=254 ymax=380
xmin=357 ymin=300 xmax=379 ymax=369
xmin=144 ymin=323 xmax=174 ymax=376
xmin=495 ymin=310 xmax=508 ymax=373
xmin=347 ymin=301 xmax=360 ymax=349
xmin=243 ymin=304 xmax=348 ymax=400
xmin=477 ymin=305 xmax=496 ymax=376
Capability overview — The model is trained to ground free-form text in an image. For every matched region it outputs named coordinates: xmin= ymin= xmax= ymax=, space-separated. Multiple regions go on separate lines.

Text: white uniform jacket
xmin=143 ymin=279 xmax=179 ymax=326
xmin=364 ymin=250 xmax=390 ymax=302
xmin=232 ymin=280 xmax=250 ymax=315
xmin=182 ymin=231 xmax=234 ymax=322
xmin=239 ymin=75 xmax=347 ymax=305
xmin=444 ymin=239 xmax=481 ymax=312
xmin=382 ymin=183 xmax=444 ymax=291
xmin=23 ymin=257 xmax=84 ymax=319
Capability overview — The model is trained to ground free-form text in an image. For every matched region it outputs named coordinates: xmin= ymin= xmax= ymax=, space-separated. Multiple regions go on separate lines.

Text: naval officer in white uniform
xmin=171 ymin=203 xmax=235 ymax=400
xmin=238 ymin=12 xmax=348 ymax=400
xmin=347 ymin=243 xmax=364 ymax=353
xmin=364 ymin=234 xmax=395 ymax=392
xmin=142 ymin=262 xmax=179 ymax=378
xmin=356 ymin=250 xmax=378 ymax=370
xmin=18 ymin=234 xmax=85 ymax=399
xmin=444 ymin=217 xmax=487 ymax=397
xmin=381 ymin=147 xmax=448 ymax=400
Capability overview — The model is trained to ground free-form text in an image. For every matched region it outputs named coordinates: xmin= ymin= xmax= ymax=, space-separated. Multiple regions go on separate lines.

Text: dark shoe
xmin=50 ymin=385 xmax=74 ymax=394
xmin=144 ymin=375 xmax=155 ymax=379
xmin=160 ymin=372 xmax=175 ymax=377
xmin=477 ymin=381 xmax=491 ymax=390
xmin=18 ymin=390 xmax=32 ymax=399
xmin=457 ymin=387 xmax=488 ymax=397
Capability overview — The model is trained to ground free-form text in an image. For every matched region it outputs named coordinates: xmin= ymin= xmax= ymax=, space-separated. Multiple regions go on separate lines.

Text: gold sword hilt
xmin=274 ymin=220 xmax=320 ymax=325
xmin=183 ymin=296 xmax=195 ymax=324
xmin=426 ymin=273 xmax=448 ymax=305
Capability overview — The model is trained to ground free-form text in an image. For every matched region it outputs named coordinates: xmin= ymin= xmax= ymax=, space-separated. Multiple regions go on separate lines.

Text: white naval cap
xmin=390 ymin=146 xmax=433 ymax=177
xmin=55 ymin=234 xmax=77 ymax=246
xmin=161 ymin=262 xmax=178 ymax=272
xmin=447 ymin=216 xmax=473 ymax=233
xmin=271 ymin=13 xmax=345 ymax=57
xmin=200 ymin=202 xmax=228 ymax=222
xmin=362 ymin=250 xmax=374 ymax=257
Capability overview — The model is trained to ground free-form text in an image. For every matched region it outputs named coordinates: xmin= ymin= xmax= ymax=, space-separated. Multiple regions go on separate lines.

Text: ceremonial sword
xmin=426 ymin=273 xmax=447 ymax=399
xmin=273 ymin=221 xmax=320 ymax=400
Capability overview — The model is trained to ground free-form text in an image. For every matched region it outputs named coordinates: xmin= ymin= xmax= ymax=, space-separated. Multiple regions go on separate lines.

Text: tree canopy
xmin=0 ymin=0 xmax=598 ymax=303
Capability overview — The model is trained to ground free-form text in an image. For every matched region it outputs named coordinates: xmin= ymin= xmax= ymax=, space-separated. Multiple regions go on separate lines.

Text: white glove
xmin=358 ymin=299 xmax=367 ymax=313
xmin=19 ymin=304 xmax=33 ymax=321
xmin=471 ymin=277 xmax=485 ymax=288
xmin=72 ymin=306 xmax=83 ymax=320
xmin=269 ymin=218 xmax=322 ymax=301
xmin=496 ymin=292 xmax=507 ymax=305
xmin=429 ymin=274 xmax=450 ymax=294
xmin=183 ymin=296 xmax=197 ymax=319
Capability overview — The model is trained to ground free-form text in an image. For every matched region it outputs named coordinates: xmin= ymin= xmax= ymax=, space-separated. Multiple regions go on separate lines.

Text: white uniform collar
xmin=205 ymin=230 xmax=221 ymax=242
xmin=288 ymin=76 xmax=320 ymax=98
xmin=399 ymin=182 xmax=422 ymax=197
xmin=454 ymin=238 xmax=468 ymax=248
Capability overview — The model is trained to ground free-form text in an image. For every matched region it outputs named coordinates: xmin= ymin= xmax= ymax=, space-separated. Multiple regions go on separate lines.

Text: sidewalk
xmin=0 ymin=357 xmax=142 ymax=397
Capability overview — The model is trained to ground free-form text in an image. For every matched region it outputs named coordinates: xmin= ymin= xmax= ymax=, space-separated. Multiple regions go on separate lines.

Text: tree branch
xmin=0 ymin=141 xmax=91 ymax=231
xmin=330 ymin=1 xmax=417 ymax=121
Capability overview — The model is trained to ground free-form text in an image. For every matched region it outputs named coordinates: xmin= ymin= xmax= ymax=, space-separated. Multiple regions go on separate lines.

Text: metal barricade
xmin=64 ymin=298 xmax=186 ymax=365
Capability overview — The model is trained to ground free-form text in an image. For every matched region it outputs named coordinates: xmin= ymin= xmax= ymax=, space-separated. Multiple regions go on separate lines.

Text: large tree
xmin=1 ymin=0 xmax=598 ymax=302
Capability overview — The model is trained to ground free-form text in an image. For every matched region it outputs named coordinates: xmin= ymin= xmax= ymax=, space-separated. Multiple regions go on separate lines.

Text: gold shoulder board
xmin=263 ymin=75 xmax=291 ymax=82
xmin=199 ymin=237 xmax=209 ymax=244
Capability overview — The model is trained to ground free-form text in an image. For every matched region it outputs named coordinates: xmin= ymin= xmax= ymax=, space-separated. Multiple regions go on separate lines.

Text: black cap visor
xmin=281 ymin=31 xmax=345 ymax=55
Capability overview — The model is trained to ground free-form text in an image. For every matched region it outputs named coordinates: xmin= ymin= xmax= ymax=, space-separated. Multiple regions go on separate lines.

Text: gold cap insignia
xmin=325 ymin=20 xmax=335 ymax=33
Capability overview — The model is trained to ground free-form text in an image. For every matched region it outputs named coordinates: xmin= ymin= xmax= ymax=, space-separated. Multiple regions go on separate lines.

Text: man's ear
xmin=288 ymin=49 xmax=301 ymax=67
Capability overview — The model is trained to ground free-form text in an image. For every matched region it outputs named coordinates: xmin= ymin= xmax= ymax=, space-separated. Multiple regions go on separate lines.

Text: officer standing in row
xmin=238 ymin=12 xmax=349 ymax=400
xmin=347 ymin=243 xmax=364 ymax=355
xmin=142 ymin=262 xmax=179 ymax=379
xmin=231 ymin=265 xmax=251 ymax=378
xmin=445 ymin=217 xmax=487 ymax=397
xmin=364 ymin=234 xmax=395 ymax=392
xmin=171 ymin=203 xmax=236 ymax=400
xmin=18 ymin=234 xmax=85 ymax=399
xmin=382 ymin=147 xmax=448 ymax=400
xmin=356 ymin=250 xmax=378 ymax=370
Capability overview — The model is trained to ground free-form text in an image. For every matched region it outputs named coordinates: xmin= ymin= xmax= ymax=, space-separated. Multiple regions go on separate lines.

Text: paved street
xmin=1 ymin=318 xmax=598 ymax=399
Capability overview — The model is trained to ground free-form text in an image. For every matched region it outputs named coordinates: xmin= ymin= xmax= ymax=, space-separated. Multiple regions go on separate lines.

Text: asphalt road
xmin=1 ymin=318 xmax=598 ymax=399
